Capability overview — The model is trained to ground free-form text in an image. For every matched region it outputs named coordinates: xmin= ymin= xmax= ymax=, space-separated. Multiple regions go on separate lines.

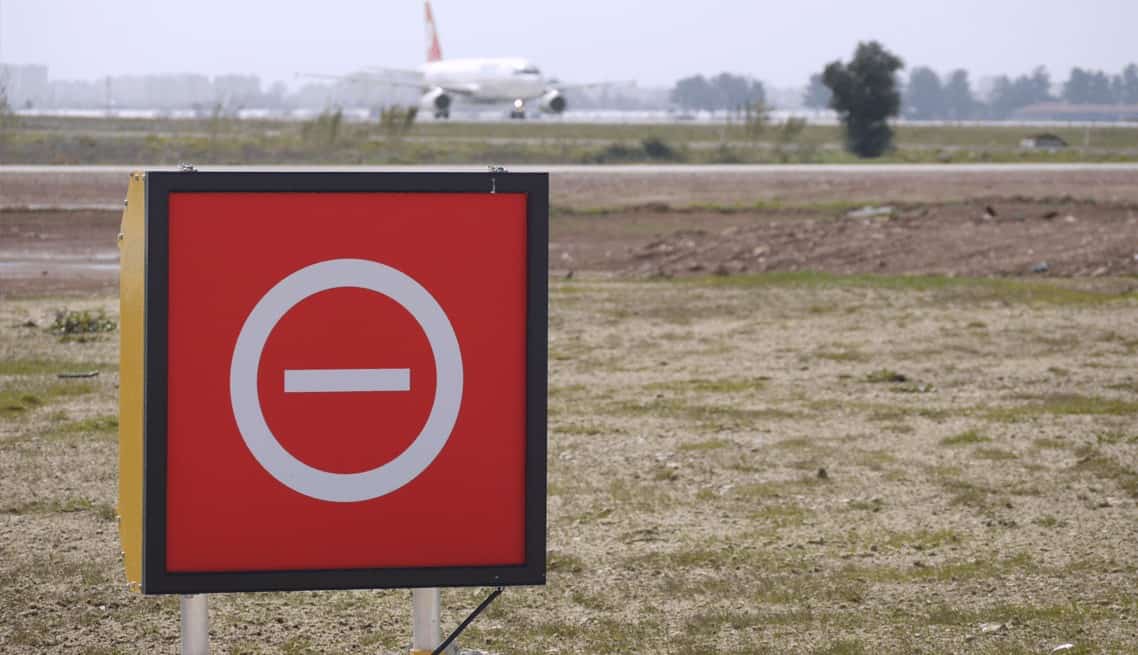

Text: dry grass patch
xmin=3 ymin=276 xmax=1138 ymax=653
xmin=940 ymin=429 xmax=990 ymax=446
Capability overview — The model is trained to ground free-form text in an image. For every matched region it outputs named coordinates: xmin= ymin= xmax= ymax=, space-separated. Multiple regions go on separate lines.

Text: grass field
xmin=2 ymin=114 xmax=1136 ymax=165
xmin=2 ymin=273 xmax=1137 ymax=653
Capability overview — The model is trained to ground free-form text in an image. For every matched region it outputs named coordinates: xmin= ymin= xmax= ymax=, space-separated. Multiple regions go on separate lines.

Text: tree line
xmin=669 ymin=73 xmax=766 ymax=112
xmin=670 ymin=48 xmax=1138 ymax=159
xmin=806 ymin=63 xmax=1138 ymax=121
xmin=673 ymin=63 xmax=1138 ymax=119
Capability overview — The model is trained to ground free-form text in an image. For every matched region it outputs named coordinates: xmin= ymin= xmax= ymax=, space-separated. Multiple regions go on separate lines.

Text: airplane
xmin=316 ymin=1 xmax=611 ymax=119
xmin=413 ymin=0 xmax=565 ymax=119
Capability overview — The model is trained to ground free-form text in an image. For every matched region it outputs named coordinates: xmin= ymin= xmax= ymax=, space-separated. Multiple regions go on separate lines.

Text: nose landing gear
xmin=509 ymin=98 xmax=527 ymax=119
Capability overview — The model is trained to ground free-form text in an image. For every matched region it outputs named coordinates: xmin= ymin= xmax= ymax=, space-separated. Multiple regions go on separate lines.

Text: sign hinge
xmin=488 ymin=165 xmax=507 ymax=193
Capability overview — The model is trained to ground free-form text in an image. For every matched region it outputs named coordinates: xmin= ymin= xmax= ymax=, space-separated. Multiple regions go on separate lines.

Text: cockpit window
xmin=515 ymin=66 xmax=541 ymax=76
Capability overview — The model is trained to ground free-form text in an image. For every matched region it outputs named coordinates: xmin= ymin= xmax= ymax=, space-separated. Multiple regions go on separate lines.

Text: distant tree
xmin=671 ymin=75 xmax=715 ymax=112
xmin=803 ymin=73 xmax=832 ymax=110
xmin=1087 ymin=70 xmax=1115 ymax=103
xmin=1064 ymin=67 xmax=1113 ymax=104
xmin=671 ymin=73 xmax=764 ymax=112
xmin=1025 ymin=67 xmax=1054 ymax=104
xmin=1061 ymin=63 xmax=1138 ymax=105
xmin=905 ymin=67 xmax=945 ymax=119
xmin=711 ymin=72 xmax=765 ymax=110
xmin=943 ymin=69 xmax=976 ymax=120
xmin=986 ymin=75 xmax=1015 ymax=117
xmin=1088 ymin=70 xmax=1113 ymax=103
xmin=1121 ymin=63 xmax=1138 ymax=104
xmin=822 ymin=41 xmax=904 ymax=158
xmin=1074 ymin=69 xmax=1098 ymax=103
xmin=988 ymin=66 xmax=1054 ymax=118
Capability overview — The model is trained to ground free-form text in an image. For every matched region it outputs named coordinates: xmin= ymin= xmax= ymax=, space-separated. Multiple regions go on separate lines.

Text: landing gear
xmin=434 ymin=110 xmax=450 ymax=119
xmin=509 ymin=98 xmax=527 ymax=119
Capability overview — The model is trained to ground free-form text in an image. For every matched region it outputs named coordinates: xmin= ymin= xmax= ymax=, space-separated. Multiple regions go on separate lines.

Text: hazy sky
xmin=1 ymin=0 xmax=1134 ymax=88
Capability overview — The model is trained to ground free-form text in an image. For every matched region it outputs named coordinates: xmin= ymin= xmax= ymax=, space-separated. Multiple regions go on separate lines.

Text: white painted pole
xmin=180 ymin=594 xmax=209 ymax=655
xmin=410 ymin=588 xmax=441 ymax=655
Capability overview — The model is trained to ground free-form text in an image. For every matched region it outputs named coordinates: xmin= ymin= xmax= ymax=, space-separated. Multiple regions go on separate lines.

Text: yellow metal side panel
xmin=118 ymin=172 xmax=145 ymax=591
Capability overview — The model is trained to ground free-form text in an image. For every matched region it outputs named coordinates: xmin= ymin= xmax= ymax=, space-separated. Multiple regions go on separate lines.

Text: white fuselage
xmin=421 ymin=57 xmax=547 ymax=103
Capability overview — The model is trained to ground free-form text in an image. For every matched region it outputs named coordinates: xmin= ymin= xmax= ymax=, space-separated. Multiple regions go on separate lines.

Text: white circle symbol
xmin=229 ymin=258 xmax=463 ymax=503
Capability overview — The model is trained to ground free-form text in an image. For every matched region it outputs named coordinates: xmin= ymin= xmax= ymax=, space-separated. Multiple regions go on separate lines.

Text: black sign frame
xmin=142 ymin=171 xmax=547 ymax=594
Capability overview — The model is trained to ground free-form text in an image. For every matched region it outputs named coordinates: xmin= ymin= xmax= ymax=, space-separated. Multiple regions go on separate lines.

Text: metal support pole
xmin=180 ymin=594 xmax=209 ymax=655
xmin=410 ymin=587 xmax=444 ymax=655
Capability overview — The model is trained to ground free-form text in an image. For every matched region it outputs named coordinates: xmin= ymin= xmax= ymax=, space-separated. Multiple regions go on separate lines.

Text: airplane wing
xmin=362 ymin=66 xmax=422 ymax=77
xmin=297 ymin=72 xmax=425 ymax=90
xmin=548 ymin=80 xmax=637 ymax=92
xmin=432 ymin=83 xmax=480 ymax=97
xmin=297 ymin=72 xmax=479 ymax=97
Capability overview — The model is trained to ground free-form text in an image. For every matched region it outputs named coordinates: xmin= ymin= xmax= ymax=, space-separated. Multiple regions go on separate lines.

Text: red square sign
xmin=142 ymin=172 xmax=547 ymax=593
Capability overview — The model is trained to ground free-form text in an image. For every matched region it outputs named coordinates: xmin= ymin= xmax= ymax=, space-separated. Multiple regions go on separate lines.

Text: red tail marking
xmin=425 ymin=1 xmax=443 ymax=63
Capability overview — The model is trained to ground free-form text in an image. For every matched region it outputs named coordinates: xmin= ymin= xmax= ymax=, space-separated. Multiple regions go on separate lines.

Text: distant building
xmin=1 ymin=62 xmax=467 ymax=112
xmin=46 ymin=78 xmax=103 ymax=107
xmin=213 ymin=74 xmax=262 ymax=108
xmin=0 ymin=63 xmax=49 ymax=108
xmin=143 ymin=74 xmax=213 ymax=109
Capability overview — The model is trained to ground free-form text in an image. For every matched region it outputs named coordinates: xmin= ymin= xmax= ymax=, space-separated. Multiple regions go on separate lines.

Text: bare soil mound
xmin=552 ymin=199 xmax=1138 ymax=279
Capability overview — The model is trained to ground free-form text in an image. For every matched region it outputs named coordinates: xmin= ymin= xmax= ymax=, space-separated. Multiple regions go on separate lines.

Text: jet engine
xmin=420 ymin=88 xmax=452 ymax=118
xmin=538 ymin=89 xmax=567 ymax=114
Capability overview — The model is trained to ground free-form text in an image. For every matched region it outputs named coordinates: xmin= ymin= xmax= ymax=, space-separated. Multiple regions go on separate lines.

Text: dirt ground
xmin=4 ymin=200 xmax=1138 ymax=299
xmin=3 ymin=168 xmax=1138 ymax=298
xmin=1 ymin=209 xmax=121 ymax=297
xmin=2 ymin=168 xmax=1138 ymax=653
xmin=553 ymin=199 xmax=1138 ymax=279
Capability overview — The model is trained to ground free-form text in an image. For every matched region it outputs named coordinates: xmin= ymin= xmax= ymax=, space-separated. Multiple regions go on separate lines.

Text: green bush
xmin=51 ymin=309 xmax=116 ymax=336
xmin=641 ymin=136 xmax=681 ymax=161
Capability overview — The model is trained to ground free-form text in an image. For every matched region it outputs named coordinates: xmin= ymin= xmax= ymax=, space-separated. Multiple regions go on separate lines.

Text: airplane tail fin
xmin=425 ymin=1 xmax=443 ymax=63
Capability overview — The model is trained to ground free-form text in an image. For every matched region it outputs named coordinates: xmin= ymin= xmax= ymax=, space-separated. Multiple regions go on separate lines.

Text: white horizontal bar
xmin=284 ymin=368 xmax=411 ymax=393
